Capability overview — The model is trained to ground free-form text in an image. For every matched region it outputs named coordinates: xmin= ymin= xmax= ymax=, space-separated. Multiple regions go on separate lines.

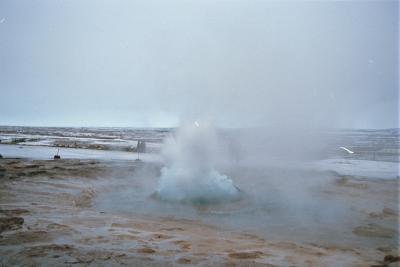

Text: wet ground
xmin=0 ymin=127 xmax=398 ymax=266
xmin=0 ymin=157 xmax=398 ymax=267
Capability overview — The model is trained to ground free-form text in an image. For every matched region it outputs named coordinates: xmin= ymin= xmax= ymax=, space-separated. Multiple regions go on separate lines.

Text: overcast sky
xmin=0 ymin=0 xmax=398 ymax=128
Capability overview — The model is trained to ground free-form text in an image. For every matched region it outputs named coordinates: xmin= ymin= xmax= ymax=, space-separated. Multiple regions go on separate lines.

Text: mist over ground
xmin=0 ymin=0 xmax=398 ymax=129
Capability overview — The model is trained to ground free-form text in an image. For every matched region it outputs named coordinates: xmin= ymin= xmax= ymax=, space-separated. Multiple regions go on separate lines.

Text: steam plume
xmin=155 ymin=121 xmax=240 ymax=204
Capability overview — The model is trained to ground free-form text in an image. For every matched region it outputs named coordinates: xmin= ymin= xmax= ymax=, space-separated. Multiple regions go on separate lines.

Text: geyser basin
xmin=91 ymin=127 xmax=398 ymax=249
xmin=153 ymin=121 xmax=242 ymax=204
xmin=93 ymin=163 xmax=398 ymax=248
xmin=154 ymin=167 xmax=241 ymax=204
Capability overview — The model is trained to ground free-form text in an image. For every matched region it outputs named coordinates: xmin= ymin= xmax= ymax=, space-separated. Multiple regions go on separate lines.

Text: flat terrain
xmin=0 ymin=158 xmax=398 ymax=267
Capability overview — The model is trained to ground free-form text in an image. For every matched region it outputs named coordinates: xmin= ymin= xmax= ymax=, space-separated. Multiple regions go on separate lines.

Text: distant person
xmin=136 ymin=140 xmax=146 ymax=153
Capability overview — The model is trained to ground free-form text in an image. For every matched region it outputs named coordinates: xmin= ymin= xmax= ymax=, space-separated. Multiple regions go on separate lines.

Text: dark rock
xmin=137 ymin=247 xmax=156 ymax=254
xmin=384 ymin=255 xmax=400 ymax=263
xmin=0 ymin=209 xmax=29 ymax=216
xmin=228 ymin=251 xmax=264 ymax=259
xmin=0 ymin=217 xmax=24 ymax=233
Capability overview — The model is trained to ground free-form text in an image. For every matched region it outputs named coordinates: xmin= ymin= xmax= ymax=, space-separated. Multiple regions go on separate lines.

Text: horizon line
xmin=0 ymin=124 xmax=398 ymax=131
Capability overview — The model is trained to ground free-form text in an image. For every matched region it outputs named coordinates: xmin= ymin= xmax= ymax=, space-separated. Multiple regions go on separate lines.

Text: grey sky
xmin=0 ymin=0 xmax=398 ymax=128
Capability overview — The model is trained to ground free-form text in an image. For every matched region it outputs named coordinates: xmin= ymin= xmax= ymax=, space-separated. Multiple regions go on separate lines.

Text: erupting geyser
xmin=154 ymin=121 xmax=241 ymax=204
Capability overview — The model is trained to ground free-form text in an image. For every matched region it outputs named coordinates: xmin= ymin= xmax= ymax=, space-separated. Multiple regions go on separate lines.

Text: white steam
xmin=155 ymin=121 xmax=240 ymax=204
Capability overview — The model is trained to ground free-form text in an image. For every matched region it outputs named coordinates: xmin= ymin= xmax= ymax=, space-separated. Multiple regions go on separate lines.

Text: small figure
xmin=54 ymin=149 xmax=61 ymax=160
xmin=135 ymin=140 xmax=145 ymax=162
xmin=0 ymin=154 xmax=3 ymax=158
xmin=137 ymin=140 xmax=146 ymax=153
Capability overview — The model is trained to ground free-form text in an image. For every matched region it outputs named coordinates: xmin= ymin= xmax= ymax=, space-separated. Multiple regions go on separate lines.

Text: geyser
xmin=154 ymin=121 xmax=241 ymax=204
